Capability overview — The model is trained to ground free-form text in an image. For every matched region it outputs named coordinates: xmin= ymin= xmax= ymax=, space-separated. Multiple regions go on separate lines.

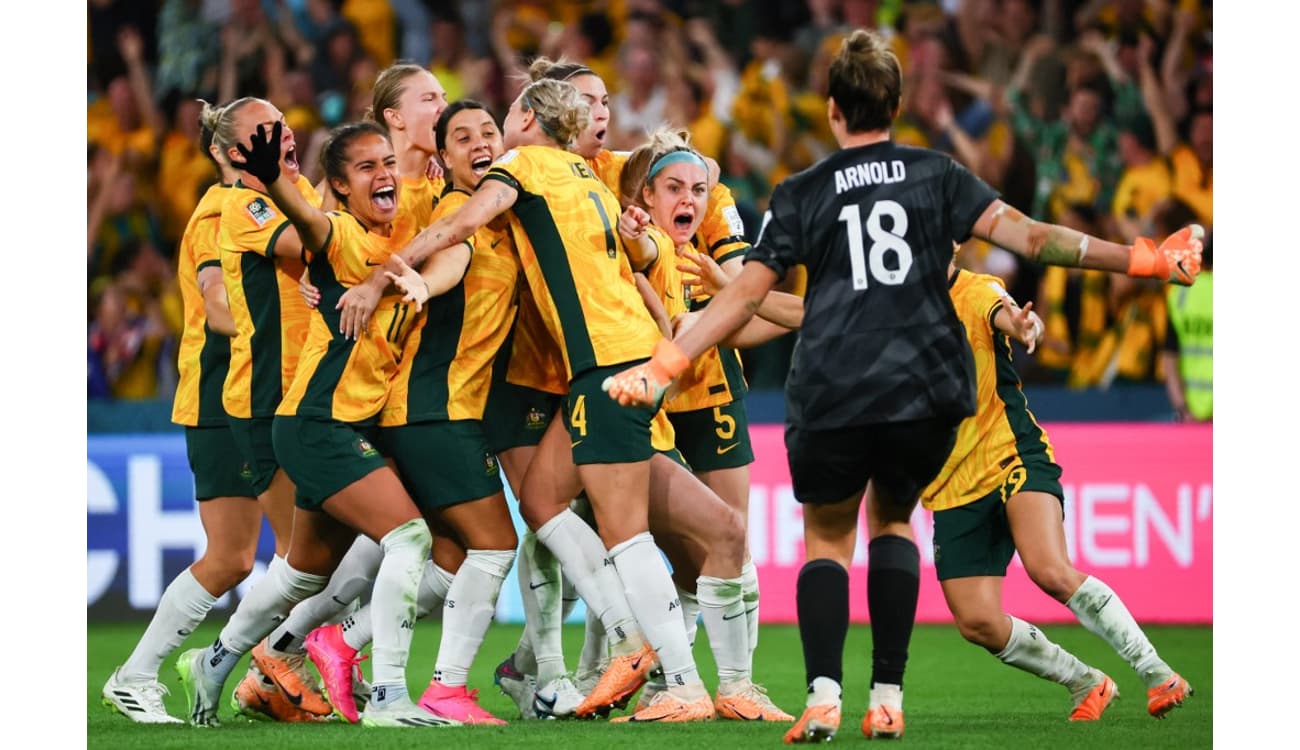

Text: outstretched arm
xmin=972 ymin=199 xmax=1203 ymax=285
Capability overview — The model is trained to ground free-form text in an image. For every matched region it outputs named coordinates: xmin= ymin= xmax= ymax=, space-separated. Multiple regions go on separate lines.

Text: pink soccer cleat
xmin=418 ymin=679 xmax=507 ymax=725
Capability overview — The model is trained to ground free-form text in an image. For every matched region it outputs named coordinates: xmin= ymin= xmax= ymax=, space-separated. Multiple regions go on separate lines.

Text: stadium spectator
xmin=1163 ymin=231 xmax=1212 ymax=422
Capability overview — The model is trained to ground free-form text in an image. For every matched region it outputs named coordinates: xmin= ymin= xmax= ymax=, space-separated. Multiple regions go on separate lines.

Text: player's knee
xmin=954 ymin=611 xmax=1004 ymax=649
xmin=1027 ymin=561 xmax=1083 ymax=602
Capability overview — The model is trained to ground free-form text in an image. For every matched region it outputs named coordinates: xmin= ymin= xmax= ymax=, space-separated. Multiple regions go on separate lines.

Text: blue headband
xmin=647 ymin=150 xmax=708 ymax=181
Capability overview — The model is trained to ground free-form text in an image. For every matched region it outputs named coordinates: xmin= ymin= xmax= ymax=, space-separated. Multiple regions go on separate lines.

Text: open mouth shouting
xmin=371 ymin=185 xmax=396 ymax=213
xmin=470 ymin=154 xmax=494 ymax=178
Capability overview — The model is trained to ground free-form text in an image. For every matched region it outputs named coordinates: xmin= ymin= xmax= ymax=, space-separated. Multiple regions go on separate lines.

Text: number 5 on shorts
xmin=713 ymin=405 xmax=735 ymax=440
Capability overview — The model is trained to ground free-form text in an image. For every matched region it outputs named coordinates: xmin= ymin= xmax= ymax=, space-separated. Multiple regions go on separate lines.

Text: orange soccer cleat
xmin=574 ymin=644 xmax=655 ymax=718
xmin=784 ymin=702 xmax=841 ymax=744
xmin=863 ymin=705 xmax=904 ymax=739
xmin=610 ymin=690 xmax=715 ymax=723
xmin=250 ymin=641 xmax=333 ymax=717
xmin=232 ymin=667 xmax=330 ymax=723
xmin=714 ymin=679 xmax=795 ymax=722
xmin=1069 ymin=673 xmax=1119 ymax=721
xmin=1147 ymin=673 xmax=1193 ymax=719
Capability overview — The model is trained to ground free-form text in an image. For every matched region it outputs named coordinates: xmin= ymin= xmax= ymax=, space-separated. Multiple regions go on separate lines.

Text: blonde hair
xmin=618 ymin=127 xmax=700 ymax=209
xmin=827 ymin=29 xmax=902 ymax=132
xmin=365 ymin=63 xmax=428 ymax=132
xmin=199 ymin=97 xmax=261 ymax=154
xmin=527 ymin=56 xmax=598 ymax=83
xmin=519 ymin=79 xmax=590 ymax=148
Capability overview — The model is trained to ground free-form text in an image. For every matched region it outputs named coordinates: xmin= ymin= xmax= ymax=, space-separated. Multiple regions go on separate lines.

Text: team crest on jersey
xmin=722 ymin=205 xmax=745 ymax=235
xmin=525 ymin=406 xmax=547 ymax=430
xmin=356 ymin=438 xmax=379 ymax=458
xmin=484 ymin=452 xmax=499 ymax=477
xmin=246 ymin=197 xmax=277 ymax=226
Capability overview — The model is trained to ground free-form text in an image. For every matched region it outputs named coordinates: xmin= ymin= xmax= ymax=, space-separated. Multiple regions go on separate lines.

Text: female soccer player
xmin=251 ymin=63 xmax=456 ymax=718
xmin=927 ymin=262 xmax=1192 ymax=722
xmin=102 ymin=112 xmax=276 ymax=725
xmin=177 ymin=119 xmax=450 ymax=729
xmin=603 ymin=29 xmax=1202 ymax=743
xmin=346 ymin=77 xmax=720 ymax=723
xmin=613 ymin=129 xmax=792 ymax=722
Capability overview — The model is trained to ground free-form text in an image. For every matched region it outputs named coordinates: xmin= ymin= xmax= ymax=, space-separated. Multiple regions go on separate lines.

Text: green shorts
xmin=185 ymin=426 xmax=254 ymax=500
xmin=932 ymin=456 xmax=1064 ymax=580
xmin=667 ymin=401 xmax=754 ymax=472
xmin=482 ymin=381 xmax=562 ymax=453
xmin=379 ymin=420 xmax=504 ymax=512
xmin=657 ymin=446 xmax=691 ymax=470
xmin=566 ymin=363 xmax=656 ymax=465
xmin=271 ymin=415 xmax=386 ymax=510
xmin=227 ymin=416 xmax=280 ymax=496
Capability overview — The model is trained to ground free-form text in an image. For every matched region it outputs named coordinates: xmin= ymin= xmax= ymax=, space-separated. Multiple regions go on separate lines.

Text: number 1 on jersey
xmin=837 ymin=200 xmax=913 ymax=290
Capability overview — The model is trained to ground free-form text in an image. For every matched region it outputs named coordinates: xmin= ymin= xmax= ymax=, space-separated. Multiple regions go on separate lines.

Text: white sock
xmin=535 ymin=510 xmax=640 ymax=652
xmin=577 ymin=607 xmax=607 ymax=677
xmin=609 ymin=532 xmax=700 ymax=689
xmin=341 ymin=560 xmax=453 ymax=651
xmin=269 ymin=535 xmax=382 ymax=656
xmin=561 ymin=576 xmax=580 ymax=621
xmin=517 ymin=531 xmax=566 ymax=684
xmin=995 ymin=615 xmax=1094 ymax=694
xmin=870 ymin=682 xmax=903 ymax=711
xmin=370 ymin=520 xmax=432 ymax=687
xmin=676 ymin=585 xmax=701 ymax=647
xmin=808 ymin=675 xmax=842 ymax=708
xmin=120 ymin=567 xmax=217 ymax=681
xmin=207 ymin=556 xmax=327 ymax=686
xmin=1067 ymin=576 xmax=1172 ymax=689
xmin=741 ymin=558 xmax=760 ymax=666
xmin=434 ymin=549 xmax=516 ymax=688
xmin=697 ymin=576 xmax=749 ymax=683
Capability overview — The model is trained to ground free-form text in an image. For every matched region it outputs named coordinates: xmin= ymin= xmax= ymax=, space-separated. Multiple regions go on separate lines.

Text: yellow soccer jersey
xmin=172 ymin=183 xmax=233 ymax=427
xmin=381 ymin=190 xmax=520 ymax=426
xmin=400 ymin=173 xmax=444 ymax=229
xmin=921 ymin=270 xmax=1057 ymax=512
xmin=278 ymin=212 xmax=420 ymax=422
xmin=504 ymin=281 xmax=568 ymax=395
xmin=636 ymin=225 xmax=687 ymax=452
xmin=482 ymin=145 xmax=659 ymax=380
xmin=587 ymin=148 xmax=631 ymax=198
xmin=219 ymin=176 xmax=321 ymax=419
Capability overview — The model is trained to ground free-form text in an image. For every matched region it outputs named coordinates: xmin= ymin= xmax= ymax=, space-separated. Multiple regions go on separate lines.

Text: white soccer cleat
xmin=102 ymin=667 xmax=184 ymax=724
xmin=360 ymin=697 xmax=462 ymax=728
xmin=494 ymin=654 xmax=540 ymax=719
xmin=175 ymin=648 xmax=223 ymax=727
xmin=533 ymin=674 xmax=584 ymax=719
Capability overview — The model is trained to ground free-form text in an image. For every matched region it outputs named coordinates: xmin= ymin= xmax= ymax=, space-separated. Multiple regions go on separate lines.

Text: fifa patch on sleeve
xmin=986 ymin=280 xmax=1009 ymax=300
xmin=246 ymin=197 xmax=277 ymax=227
xmin=493 ymin=149 xmax=519 ymax=166
xmin=722 ymin=206 xmax=745 ymax=236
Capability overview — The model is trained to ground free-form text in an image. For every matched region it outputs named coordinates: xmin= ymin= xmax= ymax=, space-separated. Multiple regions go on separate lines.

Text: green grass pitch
xmin=88 ymin=620 xmax=1211 ymax=748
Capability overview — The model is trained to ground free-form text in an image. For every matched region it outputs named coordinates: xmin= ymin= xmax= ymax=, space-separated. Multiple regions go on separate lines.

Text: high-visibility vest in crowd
xmin=1166 ymin=272 xmax=1213 ymax=419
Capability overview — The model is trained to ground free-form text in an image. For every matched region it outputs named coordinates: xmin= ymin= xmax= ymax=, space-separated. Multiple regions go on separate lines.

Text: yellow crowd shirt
xmin=172 ymin=183 xmax=233 ymax=427
xmin=482 ymin=145 xmax=659 ymax=380
xmin=219 ymin=176 xmax=321 ymax=418
xmin=921 ymin=270 xmax=1056 ymax=511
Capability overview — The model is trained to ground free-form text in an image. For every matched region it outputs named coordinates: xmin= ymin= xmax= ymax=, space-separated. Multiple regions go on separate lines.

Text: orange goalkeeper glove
xmin=601 ymin=339 xmax=691 ymax=407
xmin=1128 ymin=224 xmax=1205 ymax=286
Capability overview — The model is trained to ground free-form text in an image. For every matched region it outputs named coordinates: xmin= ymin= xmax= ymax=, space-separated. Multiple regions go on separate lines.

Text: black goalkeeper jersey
xmin=746 ymin=141 xmax=1000 ymax=430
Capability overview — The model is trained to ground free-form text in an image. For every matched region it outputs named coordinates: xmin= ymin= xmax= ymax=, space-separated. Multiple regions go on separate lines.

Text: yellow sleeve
xmin=698 ymin=183 xmax=749 ymax=264
xmin=967 ymin=273 xmax=1011 ymax=333
xmin=224 ymin=192 xmax=291 ymax=259
xmin=193 ymin=214 xmax=222 ymax=271
xmin=642 ymin=225 xmax=688 ymax=321
xmin=483 ymin=148 xmax=533 ymax=194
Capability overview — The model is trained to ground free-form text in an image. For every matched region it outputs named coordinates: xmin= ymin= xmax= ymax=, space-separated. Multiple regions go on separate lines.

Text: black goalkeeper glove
xmin=230 ymin=121 xmax=283 ymax=186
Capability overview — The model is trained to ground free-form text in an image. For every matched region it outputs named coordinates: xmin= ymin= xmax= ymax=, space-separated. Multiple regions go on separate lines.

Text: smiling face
xmin=439 ymin=107 xmax=505 ymax=193
xmin=642 ymin=158 xmax=709 ymax=246
xmin=330 ymin=132 xmax=400 ymax=227
xmin=228 ymin=99 xmax=300 ymax=187
xmin=567 ymin=73 xmax=610 ymax=159
xmin=388 ymin=69 xmax=447 ymax=155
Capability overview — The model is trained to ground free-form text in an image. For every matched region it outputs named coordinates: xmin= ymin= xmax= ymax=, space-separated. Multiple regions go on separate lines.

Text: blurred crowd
xmin=87 ymin=0 xmax=1213 ymax=401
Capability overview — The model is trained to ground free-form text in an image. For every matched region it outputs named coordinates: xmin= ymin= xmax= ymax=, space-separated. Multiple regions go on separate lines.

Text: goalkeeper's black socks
xmin=797 ymin=558 xmax=850 ymax=687
xmin=867 ymin=534 xmax=920 ymax=688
